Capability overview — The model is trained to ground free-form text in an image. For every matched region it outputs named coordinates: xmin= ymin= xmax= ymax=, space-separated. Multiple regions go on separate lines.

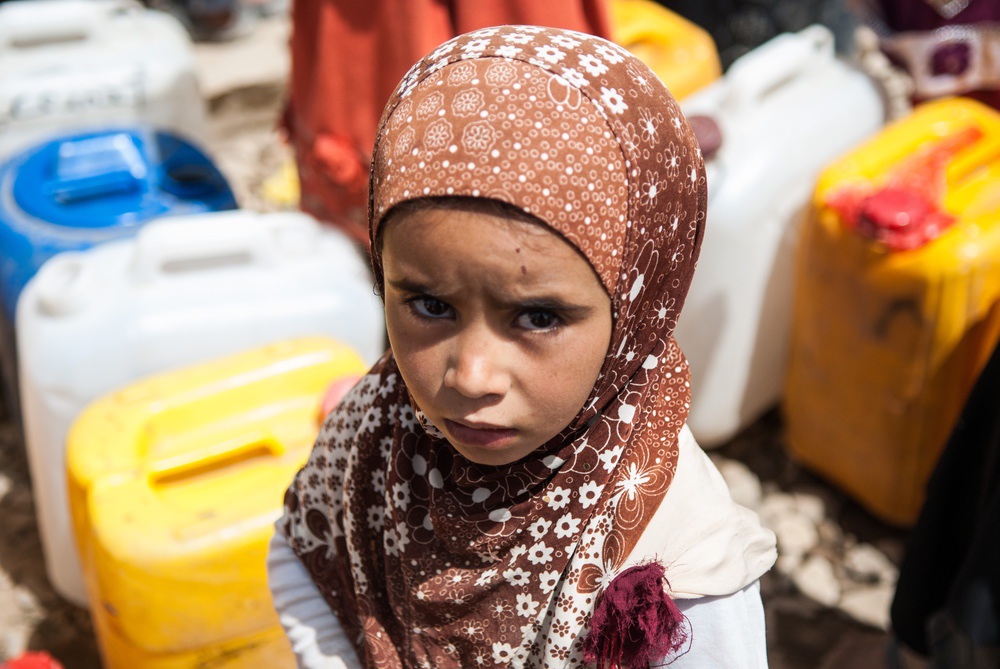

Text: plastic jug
xmin=784 ymin=97 xmax=1000 ymax=526
xmin=0 ymin=127 xmax=237 ymax=418
xmin=609 ymin=0 xmax=721 ymax=100
xmin=0 ymin=128 xmax=237 ymax=320
xmin=672 ymin=25 xmax=886 ymax=446
xmin=0 ymin=0 xmax=205 ymax=159
xmin=67 ymin=337 xmax=366 ymax=668
xmin=17 ymin=209 xmax=385 ymax=604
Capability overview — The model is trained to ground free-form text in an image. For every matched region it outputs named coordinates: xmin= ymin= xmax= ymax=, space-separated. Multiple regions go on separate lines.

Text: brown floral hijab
xmin=278 ymin=25 xmax=707 ymax=668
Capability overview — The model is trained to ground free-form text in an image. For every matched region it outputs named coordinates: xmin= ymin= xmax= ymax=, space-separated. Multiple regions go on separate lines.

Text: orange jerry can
xmin=66 ymin=337 xmax=367 ymax=668
xmin=609 ymin=0 xmax=721 ymax=100
xmin=784 ymin=98 xmax=1000 ymax=526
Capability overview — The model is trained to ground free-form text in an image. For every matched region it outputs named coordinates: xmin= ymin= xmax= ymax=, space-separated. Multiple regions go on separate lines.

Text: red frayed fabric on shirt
xmin=583 ymin=562 xmax=689 ymax=669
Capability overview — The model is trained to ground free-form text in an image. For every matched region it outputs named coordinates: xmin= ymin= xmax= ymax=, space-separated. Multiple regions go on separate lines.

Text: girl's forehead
xmin=372 ymin=56 xmax=630 ymax=294
xmin=382 ymin=205 xmax=611 ymax=303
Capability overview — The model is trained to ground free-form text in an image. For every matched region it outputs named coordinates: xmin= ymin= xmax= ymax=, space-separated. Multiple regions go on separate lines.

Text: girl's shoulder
xmin=622 ymin=425 xmax=777 ymax=599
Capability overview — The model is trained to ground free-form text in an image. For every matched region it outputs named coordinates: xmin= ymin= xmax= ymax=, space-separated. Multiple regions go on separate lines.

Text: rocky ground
xmin=0 ymin=13 xmax=927 ymax=669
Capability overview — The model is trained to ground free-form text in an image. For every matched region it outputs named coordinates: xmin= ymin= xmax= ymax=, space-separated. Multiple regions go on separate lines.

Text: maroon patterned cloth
xmin=278 ymin=26 xmax=707 ymax=668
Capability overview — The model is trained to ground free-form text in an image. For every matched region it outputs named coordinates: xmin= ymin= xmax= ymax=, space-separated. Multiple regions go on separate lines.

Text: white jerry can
xmin=674 ymin=25 xmax=885 ymax=447
xmin=0 ymin=0 xmax=206 ymax=159
xmin=17 ymin=210 xmax=385 ymax=604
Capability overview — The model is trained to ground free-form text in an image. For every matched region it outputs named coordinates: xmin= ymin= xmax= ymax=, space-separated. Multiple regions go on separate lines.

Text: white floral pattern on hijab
xmin=278 ymin=25 xmax=707 ymax=669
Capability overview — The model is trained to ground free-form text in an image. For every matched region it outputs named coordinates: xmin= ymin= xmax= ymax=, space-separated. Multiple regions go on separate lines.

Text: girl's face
xmin=381 ymin=206 xmax=613 ymax=466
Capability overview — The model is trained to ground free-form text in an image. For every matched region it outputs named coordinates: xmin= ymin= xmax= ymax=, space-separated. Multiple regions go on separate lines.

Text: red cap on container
xmin=1 ymin=652 xmax=65 ymax=669
xmin=825 ymin=126 xmax=983 ymax=251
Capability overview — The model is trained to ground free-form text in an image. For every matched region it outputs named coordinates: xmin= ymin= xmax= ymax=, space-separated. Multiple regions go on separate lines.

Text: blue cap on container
xmin=0 ymin=127 xmax=238 ymax=319
xmin=9 ymin=128 xmax=236 ymax=229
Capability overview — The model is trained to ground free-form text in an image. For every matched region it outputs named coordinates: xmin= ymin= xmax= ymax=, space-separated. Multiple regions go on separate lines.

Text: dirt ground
xmin=0 ymin=14 xmax=919 ymax=668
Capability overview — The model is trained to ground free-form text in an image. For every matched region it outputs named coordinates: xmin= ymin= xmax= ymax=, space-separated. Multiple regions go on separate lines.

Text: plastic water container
xmin=785 ymin=98 xmax=1000 ymax=526
xmin=67 ymin=337 xmax=366 ymax=668
xmin=0 ymin=128 xmax=237 ymax=320
xmin=0 ymin=0 xmax=205 ymax=159
xmin=18 ymin=209 xmax=385 ymax=604
xmin=0 ymin=127 xmax=236 ymax=418
xmin=609 ymin=0 xmax=721 ymax=100
xmin=672 ymin=25 xmax=886 ymax=447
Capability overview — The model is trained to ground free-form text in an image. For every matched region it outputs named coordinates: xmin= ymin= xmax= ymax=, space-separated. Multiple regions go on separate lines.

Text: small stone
xmin=844 ymin=543 xmax=898 ymax=585
xmin=817 ymin=518 xmax=843 ymax=548
xmin=792 ymin=492 xmax=825 ymax=525
xmin=774 ymin=553 xmax=802 ymax=576
xmin=715 ymin=458 xmax=763 ymax=509
xmin=888 ymin=74 xmax=917 ymax=100
xmin=13 ymin=588 xmax=36 ymax=613
xmin=3 ymin=626 xmax=29 ymax=658
xmin=862 ymin=54 xmax=891 ymax=76
xmin=773 ymin=512 xmax=820 ymax=558
xmin=839 ymin=584 xmax=894 ymax=630
xmin=757 ymin=492 xmax=796 ymax=528
xmin=792 ymin=555 xmax=841 ymax=607
xmin=854 ymin=26 xmax=879 ymax=52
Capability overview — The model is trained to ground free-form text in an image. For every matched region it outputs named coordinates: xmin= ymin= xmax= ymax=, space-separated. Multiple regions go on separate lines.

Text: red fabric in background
xmin=284 ymin=0 xmax=611 ymax=246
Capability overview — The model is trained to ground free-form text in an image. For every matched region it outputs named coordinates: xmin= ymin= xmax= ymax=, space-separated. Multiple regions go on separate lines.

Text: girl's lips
xmin=444 ymin=419 xmax=518 ymax=449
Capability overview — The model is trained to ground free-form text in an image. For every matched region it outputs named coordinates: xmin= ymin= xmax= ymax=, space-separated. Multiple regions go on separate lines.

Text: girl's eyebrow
xmin=387 ymin=277 xmax=433 ymax=294
xmin=499 ymin=296 xmax=594 ymax=316
xmin=388 ymin=277 xmax=594 ymax=315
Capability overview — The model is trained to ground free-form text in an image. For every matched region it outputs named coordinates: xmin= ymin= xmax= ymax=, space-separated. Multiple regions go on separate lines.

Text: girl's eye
xmin=409 ymin=297 xmax=453 ymax=320
xmin=516 ymin=310 xmax=562 ymax=331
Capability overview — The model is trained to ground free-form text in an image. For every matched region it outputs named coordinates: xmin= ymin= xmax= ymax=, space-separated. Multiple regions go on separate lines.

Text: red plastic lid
xmin=1 ymin=652 xmax=65 ymax=669
xmin=825 ymin=126 xmax=983 ymax=251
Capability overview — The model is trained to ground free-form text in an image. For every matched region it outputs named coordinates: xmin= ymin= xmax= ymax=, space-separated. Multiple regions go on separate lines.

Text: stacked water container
xmin=0 ymin=0 xmax=224 ymax=415
xmin=785 ymin=98 xmax=1000 ymax=525
xmin=672 ymin=25 xmax=886 ymax=447
xmin=0 ymin=6 xmax=387 ymax=648
xmin=19 ymin=210 xmax=385 ymax=605
xmin=0 ymin=0 xmax=206 ymax=159
xmin=0 ymin=128 xmax=238 ymax=417
xmin=67 ymin=338 xmax=367 ymax=668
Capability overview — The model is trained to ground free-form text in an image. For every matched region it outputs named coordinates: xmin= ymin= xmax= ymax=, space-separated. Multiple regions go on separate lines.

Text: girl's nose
xmin=443 ymin=326 xmax=509 ymax=399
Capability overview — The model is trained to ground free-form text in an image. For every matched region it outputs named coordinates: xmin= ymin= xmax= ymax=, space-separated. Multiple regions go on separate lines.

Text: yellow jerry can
xmin=609 ymin=0 xmax=721 ymax=100
xmin=67 ymin=337 xmax=368 ymax=668
xmin=785 ymin=97 xmax=1000 ymax=526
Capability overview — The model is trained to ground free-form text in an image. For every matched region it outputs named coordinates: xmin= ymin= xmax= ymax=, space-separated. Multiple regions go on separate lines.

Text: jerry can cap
xmin=7 ymin=127 xmax=237 ymax=231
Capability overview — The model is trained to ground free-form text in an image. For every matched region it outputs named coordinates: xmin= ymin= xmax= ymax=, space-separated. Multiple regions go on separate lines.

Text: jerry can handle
xmin=725 ymin=24 xmax=835 ymax=113
xmin=0 ymin=0 xmax=131 ymax=50
xmin=148 ymin=430 xmax=286 ymax=486
xmin=32 ymin=252 xmax=101 ymax=318
xmin=130 ymin=213 xmax=309 ymax=283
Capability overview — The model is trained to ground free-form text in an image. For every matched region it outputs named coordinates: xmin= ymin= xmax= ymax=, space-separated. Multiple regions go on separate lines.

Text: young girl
xmin=268 ymin=26 xmax=776 ymax=668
